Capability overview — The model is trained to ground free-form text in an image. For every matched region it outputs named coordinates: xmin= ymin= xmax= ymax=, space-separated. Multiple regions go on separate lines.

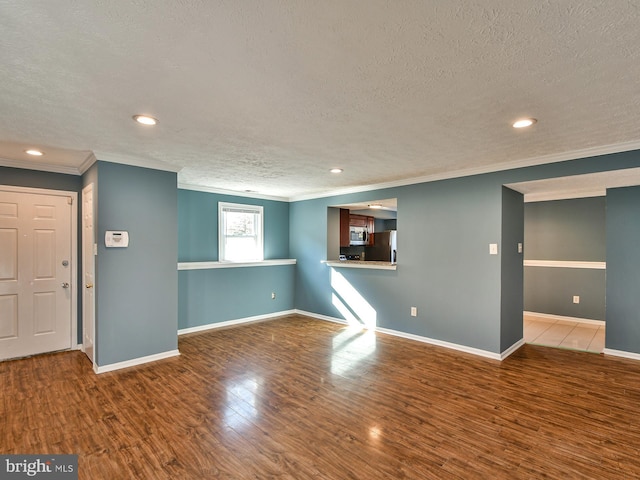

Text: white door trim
xmin=0 ymin=184 xmax=78 ymax=351
xmin=81 ymin=183 xmax=96 ymax=369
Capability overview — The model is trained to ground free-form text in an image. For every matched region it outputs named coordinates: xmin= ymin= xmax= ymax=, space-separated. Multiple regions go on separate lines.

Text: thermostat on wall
xmin=105 ymin=231 xmax=129 ymax=248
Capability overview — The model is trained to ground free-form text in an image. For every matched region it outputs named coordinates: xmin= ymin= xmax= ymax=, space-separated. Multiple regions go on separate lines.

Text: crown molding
xmin=78 ymin=152 xmax=97 ymax=174
xmin=93 ymin=152 xmax=182 ymax=173
xmin=288 ymin=139 xmax=640 ymax=202
xmin=3 ymin=138 xmax=640 ymax=200
xmin=178 ymin=182 xmax=289 ymax=202
xmin=0 ymin=156 xmax=81 ymax=175
xmin=524 ymin=188 xmax=606 ymax=203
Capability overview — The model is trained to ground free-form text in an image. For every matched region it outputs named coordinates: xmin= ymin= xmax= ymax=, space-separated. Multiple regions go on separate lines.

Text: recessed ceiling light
xmin=330 ymin=168 xmax=343 ymax=174
xmin=25 ymin=149 xmax=44 ymax=156
xmin=513 ymin=118 xmax=537 ymax=128
xmin=369 ymin=204 xmax=383 ymax=209
xmin=133 ymin=114 xmax=158 ymax=126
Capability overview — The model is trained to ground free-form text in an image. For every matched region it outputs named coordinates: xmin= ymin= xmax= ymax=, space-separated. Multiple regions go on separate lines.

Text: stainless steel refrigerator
xmin=366 ymin=230 xmax=397 ymax=263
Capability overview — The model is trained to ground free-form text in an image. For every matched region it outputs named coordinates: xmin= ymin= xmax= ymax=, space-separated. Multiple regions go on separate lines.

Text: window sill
xmin=178 ymin=259 xmax=297 ymax=270
xmin=323 ymin=260 xmax=397 ymax=271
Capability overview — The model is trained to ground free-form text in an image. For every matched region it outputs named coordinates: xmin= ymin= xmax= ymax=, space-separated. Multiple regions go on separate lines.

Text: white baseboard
xmin=375 ymin=326 xmax=506 ymax=361
xmin=177 ymin=309 xmax=525 ymax=362
xmin=500 ymin=339 xmax=525 ymax=360
xmin=294 ymin=309 xmax=349 ymax=325
xmin=296 ymin=310 xmax=517 ymax=361
xmin=178 ymin=310 xmax=296 ymax=335
xmin=94 ymin=349 xmax=180 ymax=374
xmin=604 ymin=348 xmax=640 ymax=361
xmin=524 ymin=311 xmax=605 ymax=326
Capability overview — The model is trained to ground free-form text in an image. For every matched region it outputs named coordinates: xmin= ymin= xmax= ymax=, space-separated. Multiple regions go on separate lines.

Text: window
xmin=219 ymin=202 xmax=264 ymax=262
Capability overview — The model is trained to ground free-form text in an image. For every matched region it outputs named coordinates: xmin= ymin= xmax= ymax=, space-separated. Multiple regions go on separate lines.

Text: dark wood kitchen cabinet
xmin=349 ymin=214 xmax=367 ymax=227
xmin=339 ymin=209 xmax=350 ymax=247
xmin=350 ymin=215 xmax=375 ymax=238
xmin=340 ymin=211 xmax=375 ymax=247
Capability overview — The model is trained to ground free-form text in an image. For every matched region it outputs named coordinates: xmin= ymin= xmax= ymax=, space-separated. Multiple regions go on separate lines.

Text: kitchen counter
xmin=323 ymin=260 xmax=397 ymax=271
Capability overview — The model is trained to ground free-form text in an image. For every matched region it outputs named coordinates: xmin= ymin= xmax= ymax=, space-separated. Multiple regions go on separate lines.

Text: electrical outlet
xmin=573 ymin=295 xmax=580 ymax=304
xmin=410 ymin=307 xmax=417 ymax=317
xmin=271 ymin=292 xmax=276 ymax=300
xmin=517 ymin=242 xmax=523 ymax=254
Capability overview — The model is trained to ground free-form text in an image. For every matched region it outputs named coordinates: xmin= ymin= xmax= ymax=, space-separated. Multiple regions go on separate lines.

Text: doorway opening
xmin=521 ymin=195 xmax=606 ymax=353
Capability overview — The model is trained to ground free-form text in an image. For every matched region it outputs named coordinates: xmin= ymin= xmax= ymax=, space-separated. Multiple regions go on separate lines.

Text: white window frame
xmin=218 ymin=202 xmax=264 ymax=262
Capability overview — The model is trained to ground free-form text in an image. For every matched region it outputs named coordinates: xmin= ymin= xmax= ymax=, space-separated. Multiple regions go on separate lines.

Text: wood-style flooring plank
xmin=3 ymin=314 xmax=640 ymax=479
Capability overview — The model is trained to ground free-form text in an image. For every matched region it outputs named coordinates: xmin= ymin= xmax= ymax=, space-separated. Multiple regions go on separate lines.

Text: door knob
xmin=86 ymin=283 xmax=94 ymax=289
xmin=61 ymin=282 xmax=70 ymax=289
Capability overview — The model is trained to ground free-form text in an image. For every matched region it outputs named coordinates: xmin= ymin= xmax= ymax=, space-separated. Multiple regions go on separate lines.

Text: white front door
xmin=0 ymin=189 xmax=73 ymax=361
xmin=82 ymin=184 xmax=95 ymax=363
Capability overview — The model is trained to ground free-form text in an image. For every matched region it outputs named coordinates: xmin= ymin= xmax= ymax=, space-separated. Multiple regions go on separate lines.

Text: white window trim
xmin=218 ymin=202 xmax=264 ymax=262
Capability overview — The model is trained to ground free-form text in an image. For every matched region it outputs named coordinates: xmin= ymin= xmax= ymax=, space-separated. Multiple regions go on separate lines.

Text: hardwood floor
xmin=3 ymin=314 xmax=640 ymax=479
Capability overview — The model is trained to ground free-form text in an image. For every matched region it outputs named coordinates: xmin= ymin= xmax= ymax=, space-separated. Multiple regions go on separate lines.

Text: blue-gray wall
xmin=95 ymin=162 xmax=178 ymax=366
xmin=524 ymin=197 xmax=606 ymax=320
xmin=606 ymin=186 xmax=640 ymax=353
xmin=290 ymin=150 xmax=640 ymax=355
xmin=178 ymin=189 xmax=289 ymax=261
xmin=0 ymin=166 xmax=82 ymax=192
xmin=178 ymin=266 xmax=295 ymax=329
xmin=7 ymin=147 xmax=640 ymax=360
xmin=177 ymin=189 xmax=293 ymax=329
xmin=501 ymin=187 xmax=524 ymax=351
xmin=1 ymin=166 xmax=84 ymax=343
xmin=525 ymin=197 xmax=606 ymax=261
xmin=291 ymin=174 xmax=505 ymax=353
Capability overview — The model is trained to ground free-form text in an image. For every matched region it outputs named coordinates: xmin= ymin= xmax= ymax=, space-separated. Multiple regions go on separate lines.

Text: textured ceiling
xmin=2 ymin=1 xmax=640 ymax=199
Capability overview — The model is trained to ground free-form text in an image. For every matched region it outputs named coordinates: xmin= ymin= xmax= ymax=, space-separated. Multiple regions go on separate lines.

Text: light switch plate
xmin=489 ymin=243 xmax=498 ymax=255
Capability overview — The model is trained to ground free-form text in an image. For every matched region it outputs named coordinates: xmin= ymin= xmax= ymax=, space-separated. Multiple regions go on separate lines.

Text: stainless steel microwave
xmin=350 ymin=226 xmax=368 ymax=245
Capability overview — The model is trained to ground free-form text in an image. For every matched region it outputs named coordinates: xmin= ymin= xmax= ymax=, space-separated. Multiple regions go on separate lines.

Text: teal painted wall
xmin=95 ymin=162 xmax=178 ymax=366
xmin=606 ymin=185 xmax=640 ymax=353
xmin=177 ymin=189 xmax=293 ymax=329
xmin=178 ymin=189 xmax=289 ymax=262
xmin=291 ymin=175 xmax=505 ymax=354
xmin=178 ymin=266 xmax=295 ymax=329
xmin=6 ymin=148 xmax=640 ymax=360
xmin=1 ymin=166 xmax=84 ymax=344
xmin=290 ymin=150 xmax=640 ymax=355
xmin=525 ymin=268 xmax=605 ymax=319
xmin=501 ymin=187 xmax=524 ymax=351
xmin=524 ymin=197 xmax=606 ymax=320
xmin=525 ymin=197 xmax=606 ymax=261
xmin=0 ymin=166 xmax=82 ymax=192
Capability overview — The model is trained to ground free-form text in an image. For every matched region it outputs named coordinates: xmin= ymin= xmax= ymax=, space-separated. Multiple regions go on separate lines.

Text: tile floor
xmin=523 ymin=314 xmax=605 ymax=353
